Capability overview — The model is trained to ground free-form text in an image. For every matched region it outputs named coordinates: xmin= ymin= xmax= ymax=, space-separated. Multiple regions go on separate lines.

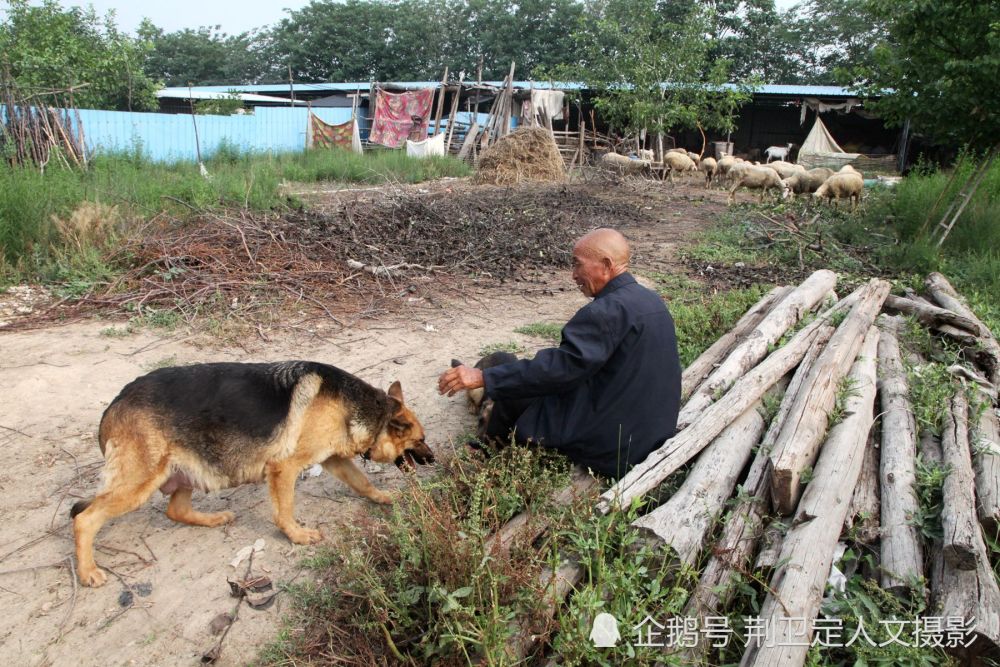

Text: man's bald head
xmin=571 ymin=228 xmax=631 ymax=297
xmin=575 ymin=228 xmax=631 ymax=272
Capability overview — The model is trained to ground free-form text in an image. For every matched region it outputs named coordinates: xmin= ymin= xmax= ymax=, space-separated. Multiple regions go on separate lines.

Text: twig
xmin=58 ymin=555 xmax=78 ymax=637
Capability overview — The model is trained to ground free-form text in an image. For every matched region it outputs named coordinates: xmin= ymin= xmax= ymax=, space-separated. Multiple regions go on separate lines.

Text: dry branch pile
xmin=0 ymin=71 xmax=87 ymax=170
xmin=492 ymin=270 xmax=1000 ymax=665
xmin=474 ymin=128 xmax=566 ymax=186
xmin=10 ymin=185 xmax=649 ymax=330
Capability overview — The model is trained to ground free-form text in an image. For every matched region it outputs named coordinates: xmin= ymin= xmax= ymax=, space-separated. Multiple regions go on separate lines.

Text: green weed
xmin=514 ymin=322 xmax=563 ymax=343
xmin=480 ymin=341 xmax=527 ymax=357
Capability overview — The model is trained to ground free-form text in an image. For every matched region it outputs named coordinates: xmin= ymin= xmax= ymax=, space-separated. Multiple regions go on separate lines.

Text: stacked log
xmin=487 ymin=270 xmax=1000 ymax=665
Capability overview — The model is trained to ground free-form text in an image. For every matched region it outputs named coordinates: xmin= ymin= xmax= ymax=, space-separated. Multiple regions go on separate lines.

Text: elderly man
xmin=438 ymin=228 xmax=681 ymax=478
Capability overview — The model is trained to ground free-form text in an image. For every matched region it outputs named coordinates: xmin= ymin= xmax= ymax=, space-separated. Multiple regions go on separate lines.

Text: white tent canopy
xmin=796 ymin=115 xmax=861 ymax=169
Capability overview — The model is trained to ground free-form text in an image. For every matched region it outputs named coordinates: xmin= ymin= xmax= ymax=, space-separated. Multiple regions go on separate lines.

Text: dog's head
xmin=367 ymin=381 xmax=434 ymax=471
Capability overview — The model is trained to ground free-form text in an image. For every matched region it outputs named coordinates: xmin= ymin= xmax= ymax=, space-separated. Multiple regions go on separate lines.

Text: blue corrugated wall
xmin=73 ymin=106 xmax=355 ymax=162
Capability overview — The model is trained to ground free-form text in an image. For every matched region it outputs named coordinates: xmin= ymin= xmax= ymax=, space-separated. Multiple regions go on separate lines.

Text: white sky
xmin=5 ymin=0 xmax=803 ymax=35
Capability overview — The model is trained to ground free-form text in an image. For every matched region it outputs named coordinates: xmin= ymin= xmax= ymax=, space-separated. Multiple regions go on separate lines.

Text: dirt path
xmin=0 ymin=175 xmax=731 ymax=666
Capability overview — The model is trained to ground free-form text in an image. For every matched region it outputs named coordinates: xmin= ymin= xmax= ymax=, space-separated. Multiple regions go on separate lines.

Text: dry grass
xmin=474 ymin=128 xmax=566 ymax=186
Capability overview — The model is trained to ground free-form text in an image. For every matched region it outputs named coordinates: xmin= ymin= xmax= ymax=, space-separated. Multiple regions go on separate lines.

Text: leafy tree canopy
xmin=139 ymin=22 xmax=270 ymax=87
xmin=0 ymin=0 xmax=157 ymax=110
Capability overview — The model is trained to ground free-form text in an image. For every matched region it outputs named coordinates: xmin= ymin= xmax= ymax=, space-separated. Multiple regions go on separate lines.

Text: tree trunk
xmin=678 ymin=324 xmax=835 ymax=665
xmin=633 ymin=401 xmax=766 ymax=565
xmin=599 ymin=304 xmax=842 ymax=514
xmin=682 ymin=286 xmax=792 ymax=401
xmin=876 ymin=314 xmax=924 ymax=592
xmin=925 ymin=272 xmax=1000 ymax=387
xmin=680 ymin=270 xmax=838 ymax=427
xmin=940 ymin=391 xmax=979 ymax=569
xmin=883 ymin=294 xmax=980 ymax=334
xmin=740 ymin=327 xmax=880 ymax=667
xmin=843 ymin=427 xmax=880 ymax=545
xmin=974 ymin=405 xmax=1000 ymax=535
xmin=769 ymin=279 xmax=891 ymax=516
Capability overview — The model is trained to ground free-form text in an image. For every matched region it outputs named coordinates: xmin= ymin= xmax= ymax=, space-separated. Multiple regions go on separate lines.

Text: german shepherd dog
xmin=71 ymin=361 xmax=433 ymax=587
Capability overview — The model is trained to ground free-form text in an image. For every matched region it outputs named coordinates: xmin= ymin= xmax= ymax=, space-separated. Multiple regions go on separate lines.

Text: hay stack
xmin=474 ymin=128 xmax=565 ymax=186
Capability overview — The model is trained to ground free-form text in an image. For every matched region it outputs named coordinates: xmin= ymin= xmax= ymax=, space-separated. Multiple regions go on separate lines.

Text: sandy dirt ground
xmin=0 ymin=177 xmax=730 ymax=666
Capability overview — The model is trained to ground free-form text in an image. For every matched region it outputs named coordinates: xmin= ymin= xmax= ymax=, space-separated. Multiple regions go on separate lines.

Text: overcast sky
xmin=26 ymin=0 xmax=801 ymax=35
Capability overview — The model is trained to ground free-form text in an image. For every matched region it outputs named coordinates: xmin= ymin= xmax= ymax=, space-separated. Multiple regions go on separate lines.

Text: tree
xmin=788 ymin=0 xmax=886 ymax=85
xmin=850 ymin=0 xmax=1000 ymax=147
xmin=0 ymin=0 xmax=157 ymax=110
xmin=139 ymin=22 xmax=270 ymax=86
xmin=558 ymin=0 xmax=752 ymax=143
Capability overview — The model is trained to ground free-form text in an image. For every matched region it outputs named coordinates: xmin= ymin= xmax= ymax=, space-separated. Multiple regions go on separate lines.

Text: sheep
xmin=638 ymin=149 xmax=655 ymax=161
xmin=600 ymin=152 xmax=652 ymax=176
xmin=717 ymin=155 xmax=742 ymax=178
xmin=764 ymin=160 xmax=807 ymax=180
xmin=686 ymin=151 xmax=701 ymax=166
xmin=663 ymin=151 xmax=697 ymax=183
xmin=666 ymin=148 xmax=688 ymax=155
xmin=813 ymin=172 xmax=864 ymax=210
xmin=765 ymin=143 xmax=794 ymax=162
xmin=699 ymin=157 xmax=718 ymax=188
xmin=781 ymin=167 xmax=835 ymax=199
xmin=838 ymin=164 xmax=864 ymax=178
xmin=729 ymin=165 xmax=785 ymax=204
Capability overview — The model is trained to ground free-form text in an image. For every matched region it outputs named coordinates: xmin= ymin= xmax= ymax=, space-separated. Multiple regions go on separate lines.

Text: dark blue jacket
xmin=483 ymin=272 xmax=681 ymax=478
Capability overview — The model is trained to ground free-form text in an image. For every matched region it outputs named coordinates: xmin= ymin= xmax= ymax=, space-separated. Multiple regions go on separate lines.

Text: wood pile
xmin=0 ymin=70 xmax=87 ymax=170
xmin=492 ymin=270 xmax=1000 ymax=665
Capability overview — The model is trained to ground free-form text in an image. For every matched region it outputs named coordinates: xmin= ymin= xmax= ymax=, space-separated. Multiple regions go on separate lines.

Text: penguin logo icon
xmin=589 ymin=612 xmax=621 ymax=647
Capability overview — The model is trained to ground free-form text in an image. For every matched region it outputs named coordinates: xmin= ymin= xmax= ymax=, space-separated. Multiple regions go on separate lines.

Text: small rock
xmin=735 ymin=262 xmax=746 ymax=268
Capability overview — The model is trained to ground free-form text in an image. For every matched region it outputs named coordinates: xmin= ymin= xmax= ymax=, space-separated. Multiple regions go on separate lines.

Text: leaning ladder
xmin=932 ymin=148 xmax=997 ymax=248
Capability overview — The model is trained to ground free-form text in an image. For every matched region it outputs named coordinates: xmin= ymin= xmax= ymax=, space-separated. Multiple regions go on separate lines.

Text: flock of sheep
xmin=600 ymin=148 xmax=866 ymax=209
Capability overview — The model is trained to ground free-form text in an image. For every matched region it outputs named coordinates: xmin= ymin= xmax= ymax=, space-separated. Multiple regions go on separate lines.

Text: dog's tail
xmin=70 ymin=499 xmax=92 ymax=519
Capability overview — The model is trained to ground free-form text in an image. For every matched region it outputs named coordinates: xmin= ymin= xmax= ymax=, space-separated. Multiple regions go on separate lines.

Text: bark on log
xmin=633 ymin=402 xmax=767 ymax=565
xmin=843 ymin=427 xmax=880 ymax=545
xmin=769 ymin=279 xmax=891 ymax=516
xmin=925 ymin=272 xmax=1000 ymax=387
xmin=753 ymin=520 xmax=785 ymax=571
xmin=876 ymin=314 xmax=924 ymax=592
xmin=883 ymin=294 xmax=980 ymax=334
xmin=680 ymin=324 xmax=834 ymax=648
xmin=682 ymin=285 xmax=793 ymax=401
xmin=740 ymin=327 xmax=880 ymax=667
xmin=974 ymin=405 xmax=1000 ymax=534
xmin=680 ymin=270 xmax=838 ymax=427
xmin=599 ymin=301 xmax=845 ymax=514
xmin=940 ymin=391 xmax=979 ymax=569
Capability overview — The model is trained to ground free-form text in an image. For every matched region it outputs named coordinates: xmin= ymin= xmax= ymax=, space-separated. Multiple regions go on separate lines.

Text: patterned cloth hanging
xmin=369 ymin=88 xmax=435 ymax=148
xmin=311 ymin=114 xmax=354 ymax=150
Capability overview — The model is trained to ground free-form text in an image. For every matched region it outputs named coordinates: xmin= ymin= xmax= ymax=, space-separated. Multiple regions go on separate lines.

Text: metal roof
xmin=156 ymin=89 xmax=308 ymax=104
xmin=161 ymin=82 xmax=860 ymax=97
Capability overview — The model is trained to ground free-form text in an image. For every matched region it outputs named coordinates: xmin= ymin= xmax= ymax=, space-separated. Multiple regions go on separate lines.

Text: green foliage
xmin=904 ymin=362 xmax=956 ymax=437
xmin=829 ymin=376 xmax=860 ymax=427
xmin=139 ymin=22 xmax=269 ymax=86
xmin=0 ymin=0 xmax=158 ymax=111
xmin=194 ymin=91 xmax=246 ymax=116
xmin=479 ymin=341 xmax=526 ymax=357
xmin=668 ymin=283 xmax=773 ymax=367
xmin=909 ymin=454 xmax=951 ymax=542
xmin=259 ymin=444 xmax=580 ymax=664
xmin=850 ymin=0 xmax=1000 ymax=146
xmin=553 ymin=0 xmax=753 ymax=136
xmin=789 ymin=0 xmax=887 ymax=85
xmin=514 ymin=322 xmax=563 ymax=343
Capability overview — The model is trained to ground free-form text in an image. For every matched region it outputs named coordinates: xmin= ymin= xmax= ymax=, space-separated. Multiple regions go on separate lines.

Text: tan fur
xmin=73 ymin=376 xmax=428 ymax=587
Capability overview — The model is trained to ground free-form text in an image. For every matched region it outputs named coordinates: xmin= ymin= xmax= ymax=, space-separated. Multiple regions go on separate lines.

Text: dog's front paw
xmin=370 ymin=490 xmax=394 ymax=505
xmin=288 ymin=527 xmax=323 ymax=545
xmin=80 ymin=566 xmax=108 ymax=588
xmin=206 ymin=511 xmax=235 ymax=527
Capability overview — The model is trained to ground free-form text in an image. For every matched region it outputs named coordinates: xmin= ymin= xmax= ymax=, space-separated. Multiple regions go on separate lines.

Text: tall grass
xmin=0 ymin=147 xmax=470 ymax=283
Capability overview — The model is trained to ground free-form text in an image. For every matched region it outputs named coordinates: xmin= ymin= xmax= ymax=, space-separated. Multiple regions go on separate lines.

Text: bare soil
xmin=0 ymin=175 xmax=742 ymax=666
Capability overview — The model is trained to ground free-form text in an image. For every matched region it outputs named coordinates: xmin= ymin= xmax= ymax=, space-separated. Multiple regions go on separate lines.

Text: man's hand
xmin=438 ymin=365 xmax=484 ymax=397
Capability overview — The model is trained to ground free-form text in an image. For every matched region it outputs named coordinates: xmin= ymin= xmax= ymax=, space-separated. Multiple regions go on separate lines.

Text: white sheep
xmin=765 ymin=160 xmax=807 ymax=180
xmin=686 ymin=151 xmax=701 ymax=166
xmin=699 ymin=157 xmax=718 ymax=188
xmin=666 ymin=148 xmax=688 ymax=155
xmin=600 ymin=152 xmax=652 ymax=176
xmin=781 ymin=167 xmax=835 ymax=198
xmin=765 ymin=143 xmax=794 ymax=162
xmin=729 ymin=165 xmax=785 ymax=204
xmin=638 ymin=149 xmax=655 ymax=161
xmin=717 ymin=155 xmax=743 ymax=180
xmin=838 ymin=164 xmax=863 ymax=178
xmin=663 ymin=151 xmax=697 ymax=182
xmin=814 ymin=172 xmax=864 ymax=209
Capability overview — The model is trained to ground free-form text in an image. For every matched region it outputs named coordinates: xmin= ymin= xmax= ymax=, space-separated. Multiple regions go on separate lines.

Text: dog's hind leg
xmin=266 ymin=459 xmax=322 ymax=545
xmin=322 ymin=456 xmax=392 ymax=505
xmin=166 ymin=487 xmax=235 ymax=527
xmin=73 ymin=468 xmax=168 ymax=587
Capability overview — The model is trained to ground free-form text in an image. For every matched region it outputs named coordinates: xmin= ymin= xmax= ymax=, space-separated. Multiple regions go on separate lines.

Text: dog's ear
xmin=450 ymin=359 xmax=463 ymax=368
xmin=387 ymin=381 xmax=404 ymax=403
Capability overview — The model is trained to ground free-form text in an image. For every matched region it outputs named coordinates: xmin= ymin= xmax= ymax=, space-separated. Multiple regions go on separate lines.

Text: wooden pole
xmin=444 ymin=73 xmax=464 ymax=152
xmin=433 ymin=67 xmax=449 ymax=135
xmin=974 ymin=405 xmax=1000 ymax=534
xmin=925 ymin=272 xmax=1000 ymax=387
xmin=940 ymin=390 xmax=979 ymax=569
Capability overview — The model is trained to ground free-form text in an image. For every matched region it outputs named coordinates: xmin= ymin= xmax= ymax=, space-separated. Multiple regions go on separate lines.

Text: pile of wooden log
xmin=496 ymin=270 xmax=1000 ymax=665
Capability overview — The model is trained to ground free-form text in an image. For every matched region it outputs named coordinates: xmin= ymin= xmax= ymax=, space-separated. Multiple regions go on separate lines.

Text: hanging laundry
xmin=405 ymin=132 xmax=446 ymax=158
xmin=369 ymin=88 xmax=435 ymax=148
xmin=311 ymin=114 xmax=361 ymax=153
